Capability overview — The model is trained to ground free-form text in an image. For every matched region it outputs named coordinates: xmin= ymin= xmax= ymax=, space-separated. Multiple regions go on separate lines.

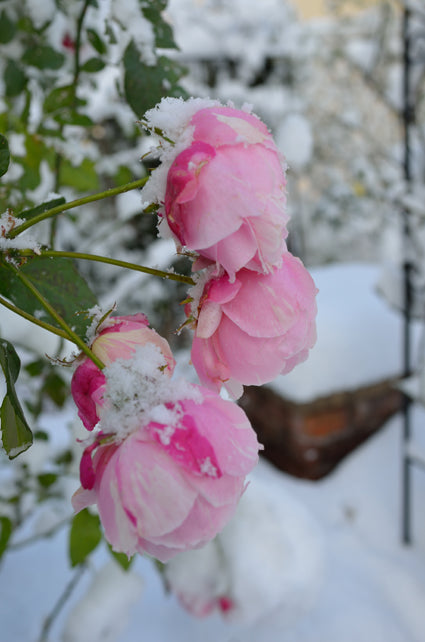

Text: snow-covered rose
xmin=72 ymin=388 xmax=261 ymax=563
xmin=71 ymin=313 xmax=175 ymax=430
xmin=189 ymin=253 xmax=318 ymax=398
xmin=163 ymin=105 xmax=288 ymax=280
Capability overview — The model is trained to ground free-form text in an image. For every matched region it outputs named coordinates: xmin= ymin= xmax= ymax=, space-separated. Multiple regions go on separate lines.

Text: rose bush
xmin=188 ymin=252 xmax=318 ymax=398
xmin=71 ymin=313 xmax=175 ymax=431
xmin=163 ymin=105 xmax=289 ymax=280
xmin=72 ymin=388 xmax=261 ymax=562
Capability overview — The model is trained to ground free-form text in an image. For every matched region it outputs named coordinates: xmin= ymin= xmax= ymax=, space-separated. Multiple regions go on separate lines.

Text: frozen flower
xmin=71 ymin=313 xmax=175 ymax=430
xmin=164 ymin=105 xmax=288 ymax=280
xmin=188 ymin=252 xmax=318 ymax=399
xmin=72 ymin=387 xmax=262 ymax=563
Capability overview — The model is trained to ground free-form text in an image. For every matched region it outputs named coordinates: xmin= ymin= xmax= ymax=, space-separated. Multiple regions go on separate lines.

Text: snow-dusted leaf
xmin=69 ymin=509 xmax=102 ymax=567
xmin=0 ymin=256 xmax=97 ymax=341
xmin=140 ymin=0 xmax=177 ymax=49
xmin=0 ymin=339 xmax=33 ymax=459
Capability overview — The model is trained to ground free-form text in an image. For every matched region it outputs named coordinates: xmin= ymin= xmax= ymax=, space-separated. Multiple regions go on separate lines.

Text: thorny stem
xmin=10 ymin=266 xmax=105 ymax=369
xmin=7 ymin=177 xmax=149 ymax=239
xmin=17 ymin=249 xmax=195 ymax=285
xmin=0 ymin=294 xmax=70 ymax=342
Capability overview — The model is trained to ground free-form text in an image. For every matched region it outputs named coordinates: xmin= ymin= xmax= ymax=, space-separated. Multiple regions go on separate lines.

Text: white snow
xmin=62 ymin=562 xmax=144 ymax=642
xmin=276 ymin=113 xmax=314 ymax=170
xmin=270 ymin=262 xmax=422 ymax=403
xmin=99 ymin=343 xmax=203 ymax=440
xmin=0 ymin=264 xmax=425 ymax=642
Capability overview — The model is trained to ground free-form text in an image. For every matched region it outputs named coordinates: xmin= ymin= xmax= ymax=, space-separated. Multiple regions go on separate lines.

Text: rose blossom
xmin=71 ymin=313 xmax=175 ymax=431
xmin=72 ymin=388 xmax=262 ymax=563
xmin=163 ymin=105 xmax=288 ymax=280
xmin=188 ymin=252 xmax=318 ymax=398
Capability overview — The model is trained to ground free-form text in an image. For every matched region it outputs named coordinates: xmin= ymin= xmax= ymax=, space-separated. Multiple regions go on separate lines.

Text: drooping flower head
xmin=142 ymin=98 xmax=288 ymax=281
xmin=187 ymin=252 xmax=318 ymax=399
xmin=72 ymin=383 xmax=261 ymax=563
xmin=71 ymin=310 xmax=262 ymax=563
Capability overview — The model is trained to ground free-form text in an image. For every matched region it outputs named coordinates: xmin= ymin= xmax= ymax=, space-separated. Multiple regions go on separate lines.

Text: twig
xmin=37 ymin=564 xmax=87 ymax=642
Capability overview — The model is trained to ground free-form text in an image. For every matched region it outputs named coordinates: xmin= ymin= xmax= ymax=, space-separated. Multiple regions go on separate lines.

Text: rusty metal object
xmin=240 ymin=379 xmax=404 ymax=480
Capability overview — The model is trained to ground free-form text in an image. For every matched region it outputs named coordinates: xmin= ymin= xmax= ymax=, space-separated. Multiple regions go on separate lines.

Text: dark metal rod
xmin=401 ymin=5 xmax=413 ymax=546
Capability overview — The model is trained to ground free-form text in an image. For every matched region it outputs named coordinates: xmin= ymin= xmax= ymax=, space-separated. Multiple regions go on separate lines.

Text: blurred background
xmin=0 ymin=0 xmax=425 ymax=640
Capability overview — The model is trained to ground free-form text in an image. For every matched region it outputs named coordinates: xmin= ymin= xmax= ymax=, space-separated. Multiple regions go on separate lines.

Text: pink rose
xmin=164 ymin=106 xmax=288 ymax=280
xmin=72 ymin=387 xmax=261 ymax=563
xmin=71 ymin=314 xmax=175 ymax=430
xmin=189 ymin=252 xmax=318 ymax=398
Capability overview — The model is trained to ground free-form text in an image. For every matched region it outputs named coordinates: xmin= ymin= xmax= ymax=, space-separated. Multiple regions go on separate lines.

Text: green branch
xmin=8 ymin=177 xmax=149 ymax=239
xmin=74 ymin=0 xmax=91 ymax=87
xmin=0 ymin=294 xmax=70 ymax=342
xmin=10 ymin=266 xmax=105 ymax=370
xmin=17 ymin=249 xmax=195 ymax=285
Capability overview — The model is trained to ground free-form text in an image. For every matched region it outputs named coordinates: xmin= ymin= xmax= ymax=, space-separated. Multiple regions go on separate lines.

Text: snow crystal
xmin=186 ymin=264 xmax=221 ymax=319
xmin=84 ymin=305 xmax=116 ymax=345
xmin=0 ymin=212 xmax=41 ymax=254
xmin=140 ymin=97 xmax=223 ymax=209
xmin=200 ymin=457 xmax=218 ymax=478
xmin=99 ymin=343 xmax=203 ymax=441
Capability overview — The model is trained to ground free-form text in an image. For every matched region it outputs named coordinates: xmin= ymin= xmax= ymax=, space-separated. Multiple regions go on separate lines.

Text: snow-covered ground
xmin=1 ymin=262 xmax=425 ymax=641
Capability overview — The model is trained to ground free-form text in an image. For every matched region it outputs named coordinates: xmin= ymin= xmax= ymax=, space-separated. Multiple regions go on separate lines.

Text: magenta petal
xmin=182 ymin=395 xmax=261 ymax=478
xmin=71 ymin=359 xmax=105 ymax=430
xmin=151 ymin=412 xmax=222 ymax=478
xmin=80 ymin=442 xmax=98 ymax=489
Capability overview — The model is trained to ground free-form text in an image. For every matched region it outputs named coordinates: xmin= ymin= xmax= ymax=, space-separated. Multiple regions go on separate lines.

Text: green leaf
xmin=0 ymin=339 xmax=33 ymax=459
xmin=59 ymin=157 xmax=99 ymax=191
xmin=4 ymin=60 xmax=26 ymax=98
xmin=0 ymin=10 xmax=16 ymax=44
xmin=19 ymin=197 xmax=66 ymax=222
xmin=22 ymin=45 xmax=65 ymax=70
xmin=107 ymin=543 xmax=134 ymax=571
xmin=69 ymin=509 xmax=102 ymax=567
xmin=124 ymin=40 xmax=186 ymax=117
xmin=44 ymin=85 xmax=80 ymax=114
xmin=0 ymin=134 xmax=10 ymax=178
xmin=37 ymin=472 xmax=57 ymax=488
xmin=16 ymin=133 xmax=46 ymax=191
xmin=139 ymin=0 xmax=177 ymax=49
xmin=0 ymin=517 xmax=12 ymax=560
xmin=0 ymin=256 xmax=98 ymax=341
xmin=43 ymin=371 xmax=67 ymax=407
xmin=86 ymin=28 xmax=107 ymax=55
xmin=34 ymin=429 xmax=49 ymax=441
xmin=54 ymin=112 xmax=94 ymax=128
xmin=81 ymin=57 xmax=105 ymax=73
